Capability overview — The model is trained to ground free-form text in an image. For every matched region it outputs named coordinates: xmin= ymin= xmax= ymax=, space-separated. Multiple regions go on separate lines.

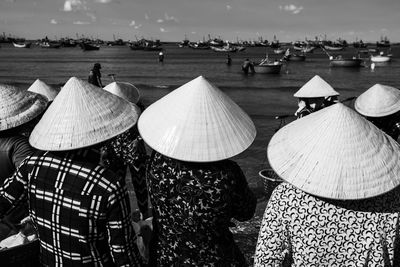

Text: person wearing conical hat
xmin=88 ymin=62 xmax=103 ymax=88
xmin=355 ymin=84 xmax=400 ymax=141
xmin=0 ymin=78 xmax=143 ymax=266
xmin=27 ymin=79 xmax=59 ymax=103
xmin=0 ymin=83 xmax=48 ymax=240
xmin=138 ymin=76 xmax=257 ymax=266
xmin=294 ymin=75 xmax=339 ymax=118
xmin=101 ymin=81 xmax=150 ymax=220
xmin=255 ymin=103 xmax=400 ymax=266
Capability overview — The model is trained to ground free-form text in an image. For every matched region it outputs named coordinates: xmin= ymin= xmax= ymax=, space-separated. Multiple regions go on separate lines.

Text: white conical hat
xmin=138 ymin=76 xmax=256 ymax=162
xmin=0 ymin=84 xmax=48 ymax=131
xmin=103 ymin=82 xmax=140 ymax=104
xmin=355 ymin=84 xmax=400 ymax=117
xmin=294 ymin=75 xmax=339 ymax=98
xmin=27 ymin=79 xmax=59 ymax=101
xmin=29 ymin=77 xmax=140 ymax=151
xmin=268 ymin=103 xmax=400 ymax=200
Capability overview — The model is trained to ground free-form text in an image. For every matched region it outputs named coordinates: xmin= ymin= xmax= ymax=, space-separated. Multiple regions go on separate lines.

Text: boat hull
xmin=370 ymin=56 xmax=391 ymax=63
xmin=285 ymin=55 xmax=306 ymax=61
xmin=80 ymin=43 xmax=100 ymax=51
xmin=324 ymin=45 xmax=344 ymax=51
xmin=254 ymin=64 xmax=282 ymax=74
xmin=330 ymin=59 xmax=362 ymax=67
xmin=13 ymin=42 xmax=31 ymax=48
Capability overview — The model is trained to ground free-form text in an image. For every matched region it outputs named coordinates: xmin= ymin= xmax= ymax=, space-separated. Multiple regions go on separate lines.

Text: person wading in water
xmin=88 ymin=63 xmax=103 ymax=88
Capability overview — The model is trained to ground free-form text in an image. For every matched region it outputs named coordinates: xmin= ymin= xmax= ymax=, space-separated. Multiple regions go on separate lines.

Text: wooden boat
xmin=210 ymin=46 xmax=237 ymax=52
xmin=40 ymin=42 xmax=61 ymax=48
xmin=273 ymin=48 xmax=285 ymax=54
xmin=80 ymin=42 xmax=100 ymax=51
xmin=254 ymin=57 xmax=282 ymax=74
xmin=370 ymin=52 xmax=392 ymax=63
xmin=323 ymin=45 xmax=344 ymax=51
xmin=283 ymin=49 xmax=306 ymax=61
xmin=284 ymin=54 xmax=306 ymax=61
xmin=329 ymin=56 xmax=362 ymax=67
xmin=376 ymin=36 xmax=390 ymax=47
xmin=189 ymin=42 xmax=210 ymax=50
xmin=12 ymin=42 xmax=31 ymax=48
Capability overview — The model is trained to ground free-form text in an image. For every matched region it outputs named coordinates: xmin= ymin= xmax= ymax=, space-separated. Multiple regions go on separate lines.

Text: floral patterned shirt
xmin=147 ymin=152 xmax=257 ymax=266
xmin=255 ymin=182 xmax=400 ymax=267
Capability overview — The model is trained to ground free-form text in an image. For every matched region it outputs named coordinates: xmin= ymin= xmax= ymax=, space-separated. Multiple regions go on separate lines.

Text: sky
xmin=0 ymin=0 xmax=399 ymax=42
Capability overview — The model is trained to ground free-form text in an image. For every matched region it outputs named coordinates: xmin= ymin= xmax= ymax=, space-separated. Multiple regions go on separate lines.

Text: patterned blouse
xmin=101 ymin=126 xmax=149 ymax=216
xmin=255 ymin=182 xmax=400 ymax=267
xmin=147 ymin=152 xmax=257 ymax=266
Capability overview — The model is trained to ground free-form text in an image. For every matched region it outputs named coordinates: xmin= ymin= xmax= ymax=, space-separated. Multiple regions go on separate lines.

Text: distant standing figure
xmin=88 ymin=62 xmax=103 ymax=87
xmin=227 ymin=54 xmax=232 ymax=65
xmin=242 ymin=58 xmax=254 ymax=74
xmin=158 ymin=51 xmax=164 ymax=63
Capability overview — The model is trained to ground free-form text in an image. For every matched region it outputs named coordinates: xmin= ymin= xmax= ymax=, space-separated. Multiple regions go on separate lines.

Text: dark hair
xmin=94 ymin=63 xmax=101 ymax=69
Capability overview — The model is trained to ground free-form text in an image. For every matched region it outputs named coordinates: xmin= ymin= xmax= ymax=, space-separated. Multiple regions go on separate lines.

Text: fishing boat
xmin=353 ymin=39 xmax=367 ymax=48
xmin=283 ymin=49 xmax=306 ymax=61
xmin=189 ymin=42 xmax=210 ymax=50
xmin=323 ymin=45 xmax=344 ymax=51
xmin=329 ymin=56 xmax=362 ymax=67
xmin=370 ymin=52 xmax=392 ymax=63
xmin=12 ymin=42 xmax=31 ymax=48
xmin=273 ymin=48 xmax=285 ymax=54
xmin=40 ymin=42 xmax=61 ymax=48
xmin=253 ymin=55 xmax=282 ymax=74
xmin=376 ymin=36 xmax=390 ymax=48
xmin=210 ymin=45 xmax=237 ymax=52
xmin=80 ymin=42 xmax=100 ymax=51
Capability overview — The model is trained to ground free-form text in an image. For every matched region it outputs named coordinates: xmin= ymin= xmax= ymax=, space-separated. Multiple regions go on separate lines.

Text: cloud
xmin=191 ymin=31 xmax=196 ymax=34
xmin=129 ymin=20 xmax=136 ymax=26
xmin=86 ymin=12 xmax=96 ymax=22
xmin=157 ymin=19 xmax=164 ymax=23
xmin=164 ymin=13 xmax=179 ymax=23
xmin=94 ymin=0 xmax=112 ymax=3
xmin=5 ymin=0 xmax=16 ymax=3
xmin=134 ymin=24 xmax=142 ymax=29
xmin=50 ymin=19 xmax=58 ymax=24
xmin=226 ymin=4 xmax=232 ymax=11
xmin=279 ymin=4 xmax=303 ymax=14
xmin=63 ymin=0 xmax=87 ymax=12
xmin=160 ymin=27 xmax=168 ymax=33
xmin=145 ymin=13 xmax=149 ymax=20
xmin=73 ymin=20 xmax=90 ymax=25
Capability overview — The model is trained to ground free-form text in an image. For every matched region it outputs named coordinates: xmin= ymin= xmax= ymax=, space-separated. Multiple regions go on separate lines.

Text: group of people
xmin=2 ymin=68 xmax=400 ymax=266
xmin=255 ymin=75 xmax=400 ymax=266
xmin=0 ymin=73 xmax=256 ymax=266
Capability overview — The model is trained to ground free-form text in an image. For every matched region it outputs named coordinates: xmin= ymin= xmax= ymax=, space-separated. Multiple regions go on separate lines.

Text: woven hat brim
xmin=267 ymin=103 xmax=400 ymax=200
xmin=29 ymin=77 xmax=141 ymax=151
xmin=27 ymin=80 xmax=59 ymax=102
xmin=354 ymin=84 xmax=400 ymax=117
xmin=138 ymin=76 xmax=257 ymax=162
xmin=355 ymin=101 xmax=400 ymax=117
xmin=0 ymin=92 xmax=48 ymax=131
xmin=103 ymin=82 xmax=141 ymax=104
xmin=294 ymin=75 xmax=339 ymax=98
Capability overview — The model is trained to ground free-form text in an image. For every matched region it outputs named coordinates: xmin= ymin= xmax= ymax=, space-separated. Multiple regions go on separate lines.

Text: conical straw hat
xmin=267 ymin=103 xmax=400 ymax=200
xmin=138 ymin=76 xmax=256 ymax=162
xmin=29 ymin=77 xmax=140 ymax=151
xmin=103 ymin=82 xmax=140 ymax=104
xmin=294 ymin=75 xmax=339 ymax=98
xmin=0 ymin=84 xmax=48 ymax=131
xmin=27 ymin=79 xmax=59 ymax=101
xmin=355 ymin=84 xmax=400 ymax=117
